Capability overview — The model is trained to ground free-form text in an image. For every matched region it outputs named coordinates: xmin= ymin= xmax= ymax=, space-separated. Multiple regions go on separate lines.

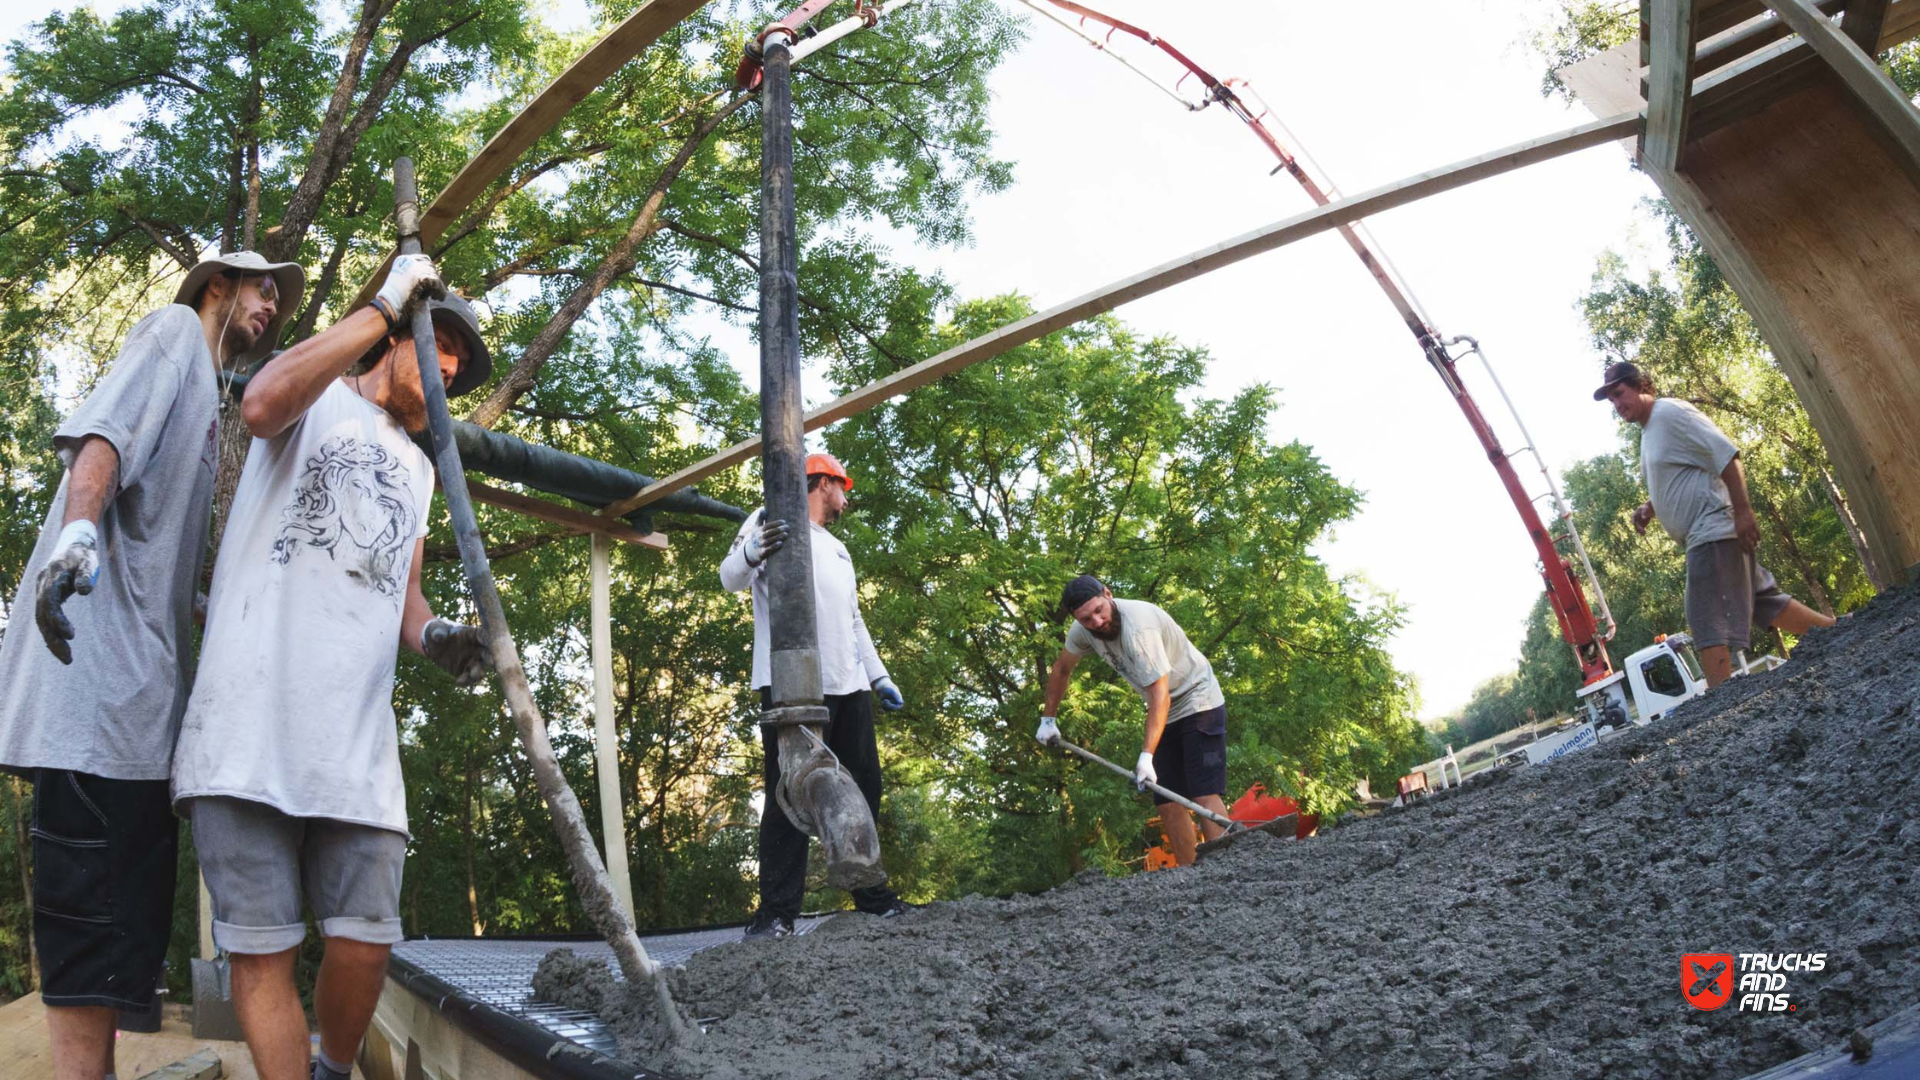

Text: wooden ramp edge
xmin=1735 ymin=1002 xmax=1920 ymax=1079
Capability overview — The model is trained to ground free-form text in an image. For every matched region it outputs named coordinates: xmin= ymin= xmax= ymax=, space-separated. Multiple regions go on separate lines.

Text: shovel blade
xmin=1194 ymin=812 xmax=1298 ymax=862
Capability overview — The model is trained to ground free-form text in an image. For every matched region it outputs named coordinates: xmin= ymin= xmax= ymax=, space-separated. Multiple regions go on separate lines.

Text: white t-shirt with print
xmin=1065 ymin=598 xmax=1224 ymax=722
xmin=173 ymin=381 xmax=433 ymax=835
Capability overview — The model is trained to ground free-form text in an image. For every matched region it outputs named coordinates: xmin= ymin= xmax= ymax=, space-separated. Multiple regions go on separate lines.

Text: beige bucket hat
xmin=174 ymin=250 xmax=306 ymax=365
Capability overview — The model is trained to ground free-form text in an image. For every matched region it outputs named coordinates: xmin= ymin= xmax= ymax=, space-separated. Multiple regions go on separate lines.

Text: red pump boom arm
xmin=1037 ymin=0 xmax=1614 ymax=684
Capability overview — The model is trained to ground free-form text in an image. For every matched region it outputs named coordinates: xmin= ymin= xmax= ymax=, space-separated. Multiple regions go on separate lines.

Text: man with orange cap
xmin=721 ymin=451 xmax=908 ymax=938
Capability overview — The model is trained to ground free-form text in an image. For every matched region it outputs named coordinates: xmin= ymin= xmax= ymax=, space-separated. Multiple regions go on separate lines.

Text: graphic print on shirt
xmin=269 ymin=435 xmax=418 ymax=602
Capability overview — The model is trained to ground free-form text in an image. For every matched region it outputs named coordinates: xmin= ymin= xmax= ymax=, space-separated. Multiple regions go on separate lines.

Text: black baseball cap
xmin=1060 ymin=575 xmax=1107 ymax=616
xmin=1592 ymin=360 xmax=1644 ymax=401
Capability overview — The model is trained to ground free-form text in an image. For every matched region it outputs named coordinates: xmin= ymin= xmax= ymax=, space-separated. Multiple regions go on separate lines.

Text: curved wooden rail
xmin=597 ymin=110 xmax=1642 ymax=518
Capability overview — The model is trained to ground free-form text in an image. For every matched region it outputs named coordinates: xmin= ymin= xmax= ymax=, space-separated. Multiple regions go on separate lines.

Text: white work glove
xmin=743 ymin=518 xmax=790 ymax=567
xmin=35 ymin=521 xmax=100 ymax=665
xmin=422 ymin=617 xmax=492 ymax=686
xmin=1035 ymin=715 xmax=1061 ymax=746
xmin=373 ymin=252 xmax=446 ymax=327
xmin=1134 ymin=751 xmax=1158 ymax=792
xmin=872 ymin=676 xmax=904 ymax=711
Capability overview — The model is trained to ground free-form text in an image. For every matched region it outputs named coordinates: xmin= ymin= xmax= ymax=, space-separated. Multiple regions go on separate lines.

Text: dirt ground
xmin=537 ymin=583 xmax=1920 ymax=1080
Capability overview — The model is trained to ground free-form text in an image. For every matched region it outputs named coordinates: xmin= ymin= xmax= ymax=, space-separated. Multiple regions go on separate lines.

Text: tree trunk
xmin=262 ymin=0 xmax=393 ymax=263
xmin=1761 ymin=499 xmax=1833 ymax=615
xmin=292 ymin=224 xmax=355 ymax=344
xmin=1822 ymin=468 xmax=1886 ymax=591
xmin=464 ymin=749 xmax=483 ymax=935
xmin=464 ymin=94 xmax=749 ymax=430
xmin=243 ymin=36 xmax=261 ymax=251
xmin=221 ymin=146 xmax=243 ymax=254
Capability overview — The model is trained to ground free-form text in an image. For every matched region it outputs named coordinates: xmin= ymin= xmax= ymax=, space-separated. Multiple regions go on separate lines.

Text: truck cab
xmin=1576 ymin=633 xmax=1708 ymax=732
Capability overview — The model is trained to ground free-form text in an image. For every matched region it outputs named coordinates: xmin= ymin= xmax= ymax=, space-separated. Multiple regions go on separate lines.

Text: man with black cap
xmin=1594 ymin=360 xmax=1833 ymax=687
xmin=1036 ymin=576 xmax=1228 ymax=867
xmin=169 ymin=253 xmax=494 ymax=1080
xmin=721 ymin=451 xmax=910 ymax=939
xmin=0 ymin=249 xmax=302 ymax=1080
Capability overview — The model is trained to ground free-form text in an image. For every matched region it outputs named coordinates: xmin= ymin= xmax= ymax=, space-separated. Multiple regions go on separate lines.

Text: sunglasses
xmin=221 ymin=271 xmax=279 ymax=303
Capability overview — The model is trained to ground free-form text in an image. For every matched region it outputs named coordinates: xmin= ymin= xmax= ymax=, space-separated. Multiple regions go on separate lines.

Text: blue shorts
xmin=1151 ymin=705 xmax=1227 ymax=803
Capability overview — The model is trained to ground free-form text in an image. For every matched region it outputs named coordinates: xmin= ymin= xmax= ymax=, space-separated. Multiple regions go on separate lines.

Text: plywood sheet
xmin=1678 ymin=75 xmax=1920 ymax=577
xmin=0 ymin=993 xmax=272 ymax=1079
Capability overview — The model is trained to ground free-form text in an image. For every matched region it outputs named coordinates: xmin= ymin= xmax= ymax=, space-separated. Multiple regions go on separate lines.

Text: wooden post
xmin=1643 ymin=0 xmax=1699 ymax=170
xmin=590 ymin=532 xmax=636 ymax=923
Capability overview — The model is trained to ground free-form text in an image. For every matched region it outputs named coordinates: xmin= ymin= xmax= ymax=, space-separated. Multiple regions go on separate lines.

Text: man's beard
xmin=1090 ymin=606 xmax=1122 ymax=641
xmin=388 ymin=375 xmax=429 ymax=433
xmin=823 ymin=503 xmax=844 ymax=524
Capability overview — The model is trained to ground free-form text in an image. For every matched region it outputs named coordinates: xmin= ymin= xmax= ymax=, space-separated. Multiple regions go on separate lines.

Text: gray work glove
xmin=872 ymin=676 xmax=904 ymax=711
xmin=35 ymin=521 xmax=100 ymax=665
xmin=422 ymin=617 xmax=492 ymax=686
xmin=743 ymin=518 xmax=790 ymax=567
xmin=374 ymin=253 xmax=446 ymax=326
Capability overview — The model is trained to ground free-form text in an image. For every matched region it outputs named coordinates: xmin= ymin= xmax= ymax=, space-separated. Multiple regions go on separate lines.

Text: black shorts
xmin=32 ymin=769 xmax=178 ymax=1009
xmin=1151 ymin=705 xmax=1227 ymax=804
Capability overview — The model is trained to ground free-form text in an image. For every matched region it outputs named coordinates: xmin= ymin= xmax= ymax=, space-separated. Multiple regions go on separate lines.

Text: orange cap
xmin=805 ymin=452 xmax=853 ymax=490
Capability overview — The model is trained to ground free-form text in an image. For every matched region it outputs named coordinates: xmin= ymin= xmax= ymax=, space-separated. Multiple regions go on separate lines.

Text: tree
xmin=824 ymin=295 xmax=1425 ymax=891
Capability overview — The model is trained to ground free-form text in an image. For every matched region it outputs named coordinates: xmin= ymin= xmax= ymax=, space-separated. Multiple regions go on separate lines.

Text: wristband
xmin=369 ymin=297 xmax=398 ymax=332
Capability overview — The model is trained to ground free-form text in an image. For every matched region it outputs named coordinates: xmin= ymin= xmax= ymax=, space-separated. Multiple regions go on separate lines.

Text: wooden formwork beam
xmin=1843 ymin=0 xmax=1893 ymax=49
xmin=597 ymin=111 xmax=1643 ymax=518
xmin=467 ymin=480 xmax=668 ymax=548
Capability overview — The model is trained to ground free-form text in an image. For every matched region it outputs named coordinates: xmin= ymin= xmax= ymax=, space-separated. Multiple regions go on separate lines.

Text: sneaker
xmin=872 ymin=898 xmax=917 ymax=919
xmin=742 ymin=911 xmax=794 ymax=940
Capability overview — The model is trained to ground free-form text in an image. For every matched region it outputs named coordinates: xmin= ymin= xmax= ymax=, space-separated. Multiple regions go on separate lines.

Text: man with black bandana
xmin=1036 ymin=575 xmax=1228 ymax=866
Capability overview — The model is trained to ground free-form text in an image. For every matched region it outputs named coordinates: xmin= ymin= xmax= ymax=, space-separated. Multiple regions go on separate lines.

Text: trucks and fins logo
xmin=1684 ymin=953 xmax=1734 ymax=1011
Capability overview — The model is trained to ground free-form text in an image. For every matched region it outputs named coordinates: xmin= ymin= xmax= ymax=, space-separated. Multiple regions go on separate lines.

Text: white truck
xmin=1500 ymin=633 xmax=1782 ymax=768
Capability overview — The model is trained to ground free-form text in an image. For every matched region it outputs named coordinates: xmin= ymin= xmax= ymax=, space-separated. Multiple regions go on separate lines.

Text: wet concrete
xmin=541 ymin=584 xmax=1920 ymax=1079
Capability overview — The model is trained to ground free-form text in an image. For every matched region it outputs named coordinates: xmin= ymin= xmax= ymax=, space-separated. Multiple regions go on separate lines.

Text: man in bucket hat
xmin=0 ymin=248 xmax=303 ymax=1080
xmin=170 ymin=253 xmax=494 ymax=1080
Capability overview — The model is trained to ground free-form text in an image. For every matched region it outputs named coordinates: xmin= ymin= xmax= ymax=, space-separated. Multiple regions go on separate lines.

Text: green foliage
xmin=826 ymin=296 xmax=1424 ymax=887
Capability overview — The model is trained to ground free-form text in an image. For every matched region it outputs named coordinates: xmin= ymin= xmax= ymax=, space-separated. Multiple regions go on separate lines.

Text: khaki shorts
xmin=188 ymin=796 xmax=406 ymax=954
xmin=1685 ymin=538 xmax=1792 ymax=651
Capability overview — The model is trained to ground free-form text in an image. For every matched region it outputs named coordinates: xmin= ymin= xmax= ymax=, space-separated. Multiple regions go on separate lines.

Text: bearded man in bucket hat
xmin=0 ymin=249 xmax=303 ymax=1080
xmin=169 ymin=253 xmax=494 ymax=1080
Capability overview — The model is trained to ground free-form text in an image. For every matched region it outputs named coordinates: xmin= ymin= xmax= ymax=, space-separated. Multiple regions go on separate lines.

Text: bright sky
xmin=1 ymin=0 xmax=1667 ymax=718
xmin=836 ymin=0 xmax=1665 ymax=718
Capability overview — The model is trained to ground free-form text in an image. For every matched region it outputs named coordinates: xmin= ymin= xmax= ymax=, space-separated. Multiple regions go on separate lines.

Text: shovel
xmin=1052 ymin=738 xmax=1296 ymax=860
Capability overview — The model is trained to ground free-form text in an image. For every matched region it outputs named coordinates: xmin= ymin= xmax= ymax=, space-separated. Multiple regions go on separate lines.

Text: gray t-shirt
xmin=1064 ymin=598 xmax=1225 ymax=722
xmin=1640 ymin=398 xmax=1739 ymax=550
xmin=0 ymin=305 xmax=219 ymax=780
